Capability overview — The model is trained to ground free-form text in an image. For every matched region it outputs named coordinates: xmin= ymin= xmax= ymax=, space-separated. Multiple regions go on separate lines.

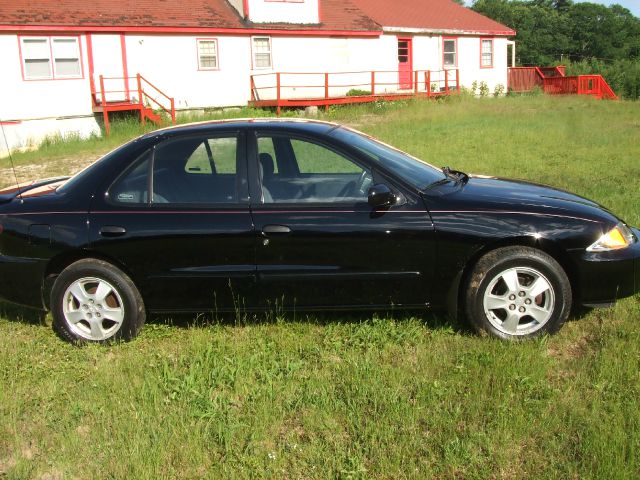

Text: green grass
xmin=1 ymin=95 xmax=640 ymax=479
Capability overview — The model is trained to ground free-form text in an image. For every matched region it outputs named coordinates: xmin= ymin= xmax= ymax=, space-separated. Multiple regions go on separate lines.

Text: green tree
xmin=471 ymin=0 xmax=640 ymax=64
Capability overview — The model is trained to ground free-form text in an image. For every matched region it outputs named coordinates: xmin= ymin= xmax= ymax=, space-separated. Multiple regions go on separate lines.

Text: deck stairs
xmin=91 ymin=74 xmax=176 ymax=135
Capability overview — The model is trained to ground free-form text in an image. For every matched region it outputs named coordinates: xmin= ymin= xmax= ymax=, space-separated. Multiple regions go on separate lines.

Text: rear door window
xmin=109 ymin=134 xmax=245 ymax=205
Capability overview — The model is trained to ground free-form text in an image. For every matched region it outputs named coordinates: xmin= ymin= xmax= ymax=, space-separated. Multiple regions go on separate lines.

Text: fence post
xmin=135 ymin=74 xmax=145 ymax=126
xmin=170 ymin=98 xmax=176 ymax=124
xmin=324 ymin=72 xmax=329 ymax=99
xmin=445 ymin=70 xmax=449 ymax=94
xmin=276 ymin=72 xmax=281 ymax=116
xmin=324 ymin=73 xmax=330 ymax=112
xmin=99 ymin=75 xmax=110 ymax=136
xmin=136 ymin=74 xmax=143 ymax=106
xmin=456 ymin=69 xmax=460 ymax=93
xmin=371 ymin=71 xmax=376 ymax=96
xmin=414 ymin=71 xmax=418 ymax=95
xmin=426 ymin=71 xmax=430 ymax=97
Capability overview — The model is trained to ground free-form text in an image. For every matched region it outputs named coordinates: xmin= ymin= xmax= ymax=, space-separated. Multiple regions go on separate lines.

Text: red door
xmin=398 ymin=38 xmax=413 ymax=90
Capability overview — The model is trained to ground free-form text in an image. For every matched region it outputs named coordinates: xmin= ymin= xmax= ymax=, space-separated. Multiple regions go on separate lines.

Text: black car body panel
xmin=0 ymin=119 xmax=638 ymax=317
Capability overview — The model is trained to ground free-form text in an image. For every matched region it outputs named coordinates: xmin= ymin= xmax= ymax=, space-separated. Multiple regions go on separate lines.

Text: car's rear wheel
xmin=51 ymin=259 xmax=145 ymax=344
xmin=464 ymin=246 xmax=572 ymax=339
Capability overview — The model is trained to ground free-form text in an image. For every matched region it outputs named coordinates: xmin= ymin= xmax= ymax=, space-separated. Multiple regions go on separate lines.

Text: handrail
xmin=139 ymin=75 xmax=173 ymax=104
xmin=93 ymin=73 xmax=177 ymax=134
xmin=252 ymin=69 xmax=455 ymax=76
xmin=250 ymin=69 xmax=459 ymax=114
xmin=251 ymin=69 xmax=457 ymax=88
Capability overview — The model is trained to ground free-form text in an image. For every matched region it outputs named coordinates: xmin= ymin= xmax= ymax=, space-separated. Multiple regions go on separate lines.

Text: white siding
xmin=0 ymin=34 xmax=99 ymax=154
xmin=125 ymin=35 xmax=251 ymax=109
xmin=0 ymin=29 xmax=511 ymax=154
xmin=0 ymin=34 xmax=94 ymax=120
xmin=456 ymin=36 xmax=509 ymax=92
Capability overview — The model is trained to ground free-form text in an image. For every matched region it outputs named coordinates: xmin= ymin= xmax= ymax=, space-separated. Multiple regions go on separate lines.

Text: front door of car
xmin=88 ymin=131 xmax=256 ymax=313
xmin=248 ymin=131 xmax=435 ymax=310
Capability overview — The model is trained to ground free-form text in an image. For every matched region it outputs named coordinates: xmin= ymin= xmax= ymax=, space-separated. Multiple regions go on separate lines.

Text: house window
xmin=481 ymin=39 xmax=493 ymax=68
xmin=197 ymin=39 xmax=219 ymax=70
xmin=20 ymin=36 xmax=82 ymax=80
xmin=443 ymin=38 xmax=457 ymax=68
xmin=253 ymin=37 xmax=272 ymax=69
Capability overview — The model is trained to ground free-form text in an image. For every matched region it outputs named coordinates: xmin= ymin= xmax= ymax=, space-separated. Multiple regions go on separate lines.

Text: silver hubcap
xmin=483 ymin=267 xmax=555 ymax=336
xmin=62 ymin=277 xmax=125 ymax=341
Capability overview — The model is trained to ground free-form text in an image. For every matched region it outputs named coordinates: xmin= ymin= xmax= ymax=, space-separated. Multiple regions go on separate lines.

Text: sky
xmin=464 ymin=0 xmax=640 ymax=17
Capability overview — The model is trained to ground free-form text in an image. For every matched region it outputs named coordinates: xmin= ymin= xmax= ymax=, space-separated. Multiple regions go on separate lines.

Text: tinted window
xmin=153 ymin=136 xmax=239 ymax=204
xmin=291 ymin=139 xmax=361 ymax=174
xmin=258 ymin=135 xmax=371 ymax=204
xmin=109 ymin=151 xmax=151 ymax=204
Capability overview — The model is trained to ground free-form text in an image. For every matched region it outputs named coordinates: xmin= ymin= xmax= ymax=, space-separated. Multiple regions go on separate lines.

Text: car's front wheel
xmin=50 ymin=259 xmax=145 ymax=344
xmin=464 ymin=246 xmax=572 ymax=339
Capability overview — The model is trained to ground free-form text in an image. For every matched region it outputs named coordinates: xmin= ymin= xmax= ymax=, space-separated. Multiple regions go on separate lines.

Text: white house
xmin=0 ymin=0 xmax=515 ymax=154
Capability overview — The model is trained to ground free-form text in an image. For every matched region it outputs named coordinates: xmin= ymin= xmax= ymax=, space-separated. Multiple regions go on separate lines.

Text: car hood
xmin=424 ymin=175 xmax=618 ymax=223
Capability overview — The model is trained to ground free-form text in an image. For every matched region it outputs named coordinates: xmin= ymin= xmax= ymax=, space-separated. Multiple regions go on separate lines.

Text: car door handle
xmin=99 ymin=226 xmax=127 ymax=237
xmin=262 ymin=224 xmax=291 ymax=236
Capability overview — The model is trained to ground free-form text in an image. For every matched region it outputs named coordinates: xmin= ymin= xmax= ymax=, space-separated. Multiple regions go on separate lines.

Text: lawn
xmin=1 ymin=95 xmax=639 ymax=479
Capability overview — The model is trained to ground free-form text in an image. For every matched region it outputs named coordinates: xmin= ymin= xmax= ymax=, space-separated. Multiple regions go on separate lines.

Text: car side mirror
xmin=368 ymin=184 xmax=397 ymax=208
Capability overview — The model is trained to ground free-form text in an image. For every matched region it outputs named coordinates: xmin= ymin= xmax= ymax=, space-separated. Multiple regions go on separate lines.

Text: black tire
xmin=464 ymin=246 xmax=572 ymax=340
xmin=50 ymin=259 xmax=145 ymax=344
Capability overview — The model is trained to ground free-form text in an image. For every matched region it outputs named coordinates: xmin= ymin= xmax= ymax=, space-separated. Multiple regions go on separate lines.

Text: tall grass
xmin=1 ymin=95 xmax=639 ymax=478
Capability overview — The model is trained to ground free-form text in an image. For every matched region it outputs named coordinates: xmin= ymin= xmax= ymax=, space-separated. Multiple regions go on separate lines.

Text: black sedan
xmin=0 ymin=119 xmax=638 ymax=343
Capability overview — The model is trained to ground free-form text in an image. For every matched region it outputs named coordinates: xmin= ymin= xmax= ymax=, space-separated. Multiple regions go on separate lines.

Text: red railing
xmin=507 ymin=67 xmax=545 ymax=92
xmin=508 ymin=67 xmax=616 ymax=100
xmin=543 ymin=75 xmax=616 ymax=99
xmin=543 ymin=76 xmax=578 ymax=95
xmin=91 ymin=74 xmax=176 ymax=134
xmin=250 ymin=69 xmax=460 ymax=114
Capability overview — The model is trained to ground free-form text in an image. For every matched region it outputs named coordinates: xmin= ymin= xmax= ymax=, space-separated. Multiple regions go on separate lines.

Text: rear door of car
xmin=248 ymin=127 xmax=435 ymax=310
xmin=87 ymin=129 xmax=257 ymax=313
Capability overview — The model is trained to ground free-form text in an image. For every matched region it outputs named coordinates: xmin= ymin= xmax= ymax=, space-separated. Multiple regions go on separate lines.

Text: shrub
xmin=479 ymin=81 xmax=490 ymax=97
xmin=564 ymin=59 xmax=640 ymax=100
xmin=346 ymin=89 xmax=372 ymax=97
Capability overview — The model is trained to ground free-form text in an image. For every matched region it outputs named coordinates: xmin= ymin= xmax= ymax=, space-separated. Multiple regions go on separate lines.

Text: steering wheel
xmin=336 ymin=170 xmax=373 ymax=200
xmin=356 ymin=170 xmax=373 ymax=195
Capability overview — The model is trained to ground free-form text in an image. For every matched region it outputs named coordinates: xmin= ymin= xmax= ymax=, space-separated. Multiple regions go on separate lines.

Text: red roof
xmin=0 ymin=0 xmax=512 ymax=36
xmin=0 ymin=0 xmax=380 ymax=34
xmin=350 ymin=0 xmax=515 ymax=35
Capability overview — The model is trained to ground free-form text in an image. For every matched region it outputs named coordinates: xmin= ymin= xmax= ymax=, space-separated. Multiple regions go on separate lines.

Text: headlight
xmin=587 ymin=223 xmax=636 ymax=252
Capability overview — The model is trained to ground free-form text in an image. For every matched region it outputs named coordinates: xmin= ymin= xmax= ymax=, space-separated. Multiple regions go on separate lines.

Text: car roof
xmin=143 ymin=118 xmax=341 ymax=139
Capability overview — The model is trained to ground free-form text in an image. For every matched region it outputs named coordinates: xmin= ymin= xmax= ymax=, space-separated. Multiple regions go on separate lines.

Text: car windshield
xmin=329 ymin=126 xmax=446 ymax=190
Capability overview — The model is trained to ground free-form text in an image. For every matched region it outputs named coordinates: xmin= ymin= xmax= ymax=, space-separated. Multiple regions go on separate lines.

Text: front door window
xmin=257 ymin=136 xmax=372 ymax=204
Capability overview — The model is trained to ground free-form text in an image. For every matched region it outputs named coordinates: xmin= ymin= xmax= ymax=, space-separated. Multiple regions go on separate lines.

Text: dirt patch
xmin=0 ymin=155 xmax=98 ymax=189
xmin=0 ymin=455 xmax=17 ymax=475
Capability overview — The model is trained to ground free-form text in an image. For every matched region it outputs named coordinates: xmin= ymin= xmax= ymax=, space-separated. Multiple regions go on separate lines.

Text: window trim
xmin=151 ymin=132 xmax=247 ymax=207
xmin=442 ymin=36 xmax=458 ymax=69
xmin=251 ymin=36 xmax=273 ymax=70
xmin=106 ymin=132 xmax=248 ymax=208
xmin=196 ymin=38 xmax=220 ymax=71
xmin=480 ymin=37 xmax=494 ymax=69
xmin=18 ymin=35 xmax=84 ymax=81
